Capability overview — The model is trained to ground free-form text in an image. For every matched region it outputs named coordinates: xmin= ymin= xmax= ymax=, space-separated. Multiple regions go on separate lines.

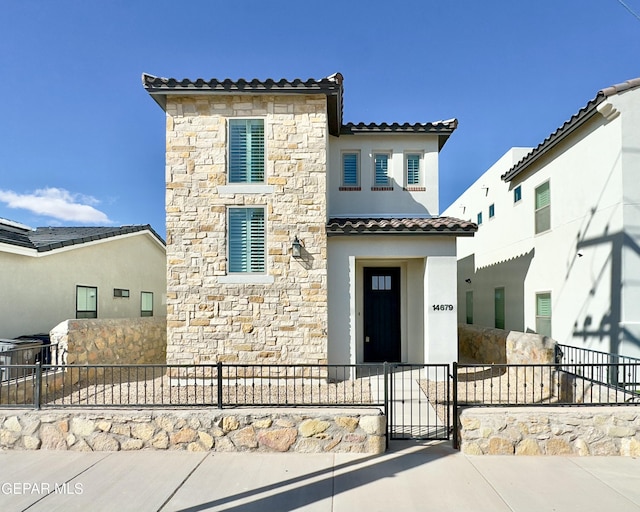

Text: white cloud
xmin=0 ymin=187 xmax=112 ymax=224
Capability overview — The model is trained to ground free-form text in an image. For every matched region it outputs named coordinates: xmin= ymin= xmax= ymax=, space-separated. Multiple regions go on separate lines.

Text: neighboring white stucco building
xmin=144 ymin=72 xmax=476 ymax=367
xmin=443 ymin=77 xmax=640 ymax=359
xmin=0 ymin=220 xmax=167 ymax=339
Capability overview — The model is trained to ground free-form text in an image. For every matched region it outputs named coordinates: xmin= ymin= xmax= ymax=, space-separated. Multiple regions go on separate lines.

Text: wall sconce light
xmin=292 ymin=236 xmax=302 ymax=258
xmin=465 ymin=278 xmax=472 ymax=284
xmin=577 ymin=253 xmax=583 ymax=258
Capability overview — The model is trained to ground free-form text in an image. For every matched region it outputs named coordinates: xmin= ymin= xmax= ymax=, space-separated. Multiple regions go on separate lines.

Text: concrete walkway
xmin=1 ymin=441 xmax=640 ymax=512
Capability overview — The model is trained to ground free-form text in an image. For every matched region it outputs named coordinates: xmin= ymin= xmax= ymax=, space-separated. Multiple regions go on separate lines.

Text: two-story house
xmin=143 ymin=72 xmax=475 ymax=367
xmin=443 ymin=76 xmax=640 ymax=359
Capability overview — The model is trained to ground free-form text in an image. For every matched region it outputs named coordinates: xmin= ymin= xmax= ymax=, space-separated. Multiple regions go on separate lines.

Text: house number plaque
xmin=432 ymin=304 xmax=454 ymax=311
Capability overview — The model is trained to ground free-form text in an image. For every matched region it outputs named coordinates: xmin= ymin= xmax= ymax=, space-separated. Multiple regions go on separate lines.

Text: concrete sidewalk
xmin=1 ymin=441 xmax=640 ymax=512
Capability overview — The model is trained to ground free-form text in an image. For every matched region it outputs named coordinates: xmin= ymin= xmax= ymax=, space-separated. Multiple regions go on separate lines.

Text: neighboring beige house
xmin=0 ymin=219 xmax=167 ymax=339
xmin=443 ymin=77 xmax=640 ymax=359
xmin=143 ymin=72 xmax=475 ymax=367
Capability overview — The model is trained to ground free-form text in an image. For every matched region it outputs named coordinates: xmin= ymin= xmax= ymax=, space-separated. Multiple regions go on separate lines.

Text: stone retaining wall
xmin=459 ymin=324 xmax=556 ymax=364
xmin=0 ymin=408 xmax=386 ymax=454
xmin=50 ymin=317 xmax=166 ymax=365
xmin=459 ymin=406 xmax=640 ymax=456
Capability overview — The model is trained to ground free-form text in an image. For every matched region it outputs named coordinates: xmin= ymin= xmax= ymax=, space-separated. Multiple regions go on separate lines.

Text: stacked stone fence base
xmin=0 ymin=408 xmax=386 ymax=454
xmin=459 ymin=406 xmax=640 ymax=456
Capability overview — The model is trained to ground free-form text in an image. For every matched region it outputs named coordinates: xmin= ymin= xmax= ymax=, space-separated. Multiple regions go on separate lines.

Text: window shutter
xmin=343 ymin=153 xmax=358 ymax=186
xmin=536 ymin=293 xmax=551 ymax=317
xmin=375 ymin=154 xmax=389 ymax=185
xmin=229 ymin=208 xmax=265 ymax=273
xmin=229 ymin=119 xmax=264 ymax=183
xmin=407 ymin=154 xmax=420 ymax=185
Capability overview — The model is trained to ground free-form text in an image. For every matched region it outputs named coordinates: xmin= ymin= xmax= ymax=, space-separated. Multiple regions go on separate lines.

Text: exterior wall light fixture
xmin=292 ymin=236 xmax=303 ymax=258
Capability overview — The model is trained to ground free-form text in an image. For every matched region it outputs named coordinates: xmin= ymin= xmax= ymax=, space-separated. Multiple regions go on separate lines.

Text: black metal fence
xmin=454 ymin=361 xmax=640 ymax=407
xmin=558 ymin=344 xmax=640 ymax=390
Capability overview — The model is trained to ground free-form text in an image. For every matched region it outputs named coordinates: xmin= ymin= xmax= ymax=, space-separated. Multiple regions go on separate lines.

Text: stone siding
xmin=459 ymin=324 xmax=556 ymax=364
xmin=0 ymin=409 xmax=385 ymax=454
xmin=50 ymin=317 xmax=166 ymax=365
xmin=165 ymin=95 xmax=328 ymax=366
xmin=459 ymin=406 xmax=640 ymax=456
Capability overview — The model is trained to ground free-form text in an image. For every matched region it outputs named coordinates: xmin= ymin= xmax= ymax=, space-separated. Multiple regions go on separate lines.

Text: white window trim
xmin=227 ymin=117 xmax=267 ymax=185
xmin=218 ymin=185 xmax=275 ymax=194
xmin=404 ymin=151 xmax=424 ymax=189
xmin=372 ymin=151 xmax=393 ymax=189
xmin=218 ymin=274 xmax=275 ymax=284
xmin=340 ymin=150 xmax=361 ymax=189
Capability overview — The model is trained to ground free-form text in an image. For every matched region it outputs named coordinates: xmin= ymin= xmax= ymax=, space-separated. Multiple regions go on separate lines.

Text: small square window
xmin=77 ymin=286 xmax=97 ymax=319
xmin=141 ymin=292 xmax=154 ymax=317
xmin=514 ymin=185 xmax=522 ymax=203
xmin=477 ymin=212 xmax=483 ymax=225
xmin=341 ymin=152 xmax=360 ymax=189
xmin=374 ymin=153 xmax=390 ymax=186
xmin=489 ymin=204 xmax=495 ymax=218
xmin=406 ymin=154 xmax=421 ymax=186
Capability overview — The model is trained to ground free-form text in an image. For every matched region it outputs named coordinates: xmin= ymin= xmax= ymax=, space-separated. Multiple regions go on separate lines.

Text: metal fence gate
xmin=384 ymin=363 xmax=451 ymax=441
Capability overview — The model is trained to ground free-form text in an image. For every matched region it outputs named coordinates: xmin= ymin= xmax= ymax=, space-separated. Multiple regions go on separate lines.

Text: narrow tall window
xmin=514 ymin=185 xmax=522 ymax=203
xmin=141 ymin=292 xmax=154 ymax=317
xmin=228 ymin=207 xmax=266 ymax=273
xmin=229 ymin=119 xmax=265 ymax=183
xmin=536 ymin=292 xmax=552 ymax=337
xmin=535 ymin=181 xmax=550 ymax=233
xmin=342 ymin=152 xmax=359 ymax=188
xmin=465 ymin=291 xmax=473 ymax=325
xmin=489 ymin=204 xmax=495 ymax=218
xmin=374 ymin=153 xmax=390 ymax=186
xmin=477 ymin=212 xmax=483 ymax=225
xmin=76 ymin=286 xmax=97 ymax=319
xmin=406 ymin=154 xmax=421 ymax=186
xmin=494 ymin=287 xmax=505 ymax=329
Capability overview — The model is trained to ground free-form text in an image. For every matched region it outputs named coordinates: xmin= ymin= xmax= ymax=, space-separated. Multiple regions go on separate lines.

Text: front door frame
xmin=363 ymin=266 xmax=402 ymax=362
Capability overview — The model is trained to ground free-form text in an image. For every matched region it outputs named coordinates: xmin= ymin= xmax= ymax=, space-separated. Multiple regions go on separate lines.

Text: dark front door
xmin=363 ymin=267 xmax=401 ymax=362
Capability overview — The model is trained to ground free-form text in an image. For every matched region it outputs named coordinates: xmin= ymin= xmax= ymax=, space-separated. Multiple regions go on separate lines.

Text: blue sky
xmin=1 ymin=0 xmax=639 ymax=238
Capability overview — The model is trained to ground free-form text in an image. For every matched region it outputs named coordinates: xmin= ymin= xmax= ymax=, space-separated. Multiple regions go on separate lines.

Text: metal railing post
xmin=452 ymin=361 xmax=458 ymax=449
xmin=34 ymin=362 xmax=42 ymax=410
xmin=217 ymin=361 xmax=223 ymax=409
xmin=383 ymin=361 xmax=389 ymax=448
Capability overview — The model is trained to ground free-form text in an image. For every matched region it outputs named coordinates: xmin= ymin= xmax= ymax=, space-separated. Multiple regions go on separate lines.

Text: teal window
xmin=536 ymin=292 xmax=552 ymax=337
xmin=514 ymin=185 xmax=522 ymax=203
xmin=406 ymin=154 xmax=421 ymax=186
xmin=374 ymin=153 xmax=390 ymax=186
xmin=494 ymin=287 xmax=505 ymax=329
xmin=229 ymin=119 xmax=265 ymax=183
xmin=477 ymin=212 xmax=483 ymax=225
xmin=489 ymin=204 xmax=495 ymax=218
xmin=535 ymin=181 xmax=550 ymax=233
xmin=228 ymin=207 xmax=266 ymax=273
xmin=465 ymin=291 xmax=473 ymax=324
xmin=76 ymin=286 xmax=97 ymax=319
xmin=342 ymin=153 xmax=359 ymax=187
xmin=141 ymin=292 xmax=153 ymax=317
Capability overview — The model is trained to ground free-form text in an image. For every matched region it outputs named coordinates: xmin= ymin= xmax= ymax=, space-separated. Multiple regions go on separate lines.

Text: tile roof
xmin=502 ymin=77 xmax=640 ymax=182
xmin=142 ymin=72 xmax=344 ymax=136
xmin=341 ymin=120 xmax=458 ymax=149
xmin=0 ymin=224 xmax=165 ymax=253
xmin=326 ymin=217 xmax=477 ymax=236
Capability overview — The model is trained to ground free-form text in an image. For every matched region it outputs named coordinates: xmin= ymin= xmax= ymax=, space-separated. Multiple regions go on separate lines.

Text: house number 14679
xmin=432 ymin=304 xmax=454 ymax=311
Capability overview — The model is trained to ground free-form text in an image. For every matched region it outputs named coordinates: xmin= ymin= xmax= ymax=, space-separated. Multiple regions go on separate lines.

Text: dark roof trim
xmin=502 ymin=77 xmax=640 ymax=182
xmin=142 ymin=72 xmax=344 ymax=136
xmin=340 ymin=119 xmax=458 ymax=150
xmin=0 ymin=225 xmax=165 ymax=253
xmin=326 ymin=217 xmax=477 ymax=236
